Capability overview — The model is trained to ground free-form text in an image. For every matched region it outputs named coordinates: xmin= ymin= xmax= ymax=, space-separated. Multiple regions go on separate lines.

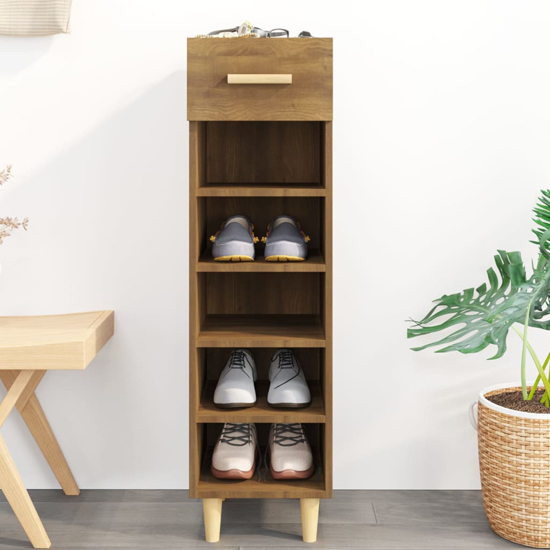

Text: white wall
xmin=0 ymin=0 xmax=549 ymax=489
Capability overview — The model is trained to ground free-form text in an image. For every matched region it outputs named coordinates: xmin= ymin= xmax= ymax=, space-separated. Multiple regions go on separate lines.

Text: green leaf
xmin=532 ymin=190 xmax=550 ymax=246
xmin=408 ymin=250 xmax=550 ymax=360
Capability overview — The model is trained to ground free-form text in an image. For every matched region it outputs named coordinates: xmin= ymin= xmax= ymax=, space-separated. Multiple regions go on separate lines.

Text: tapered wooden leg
xmin=203 ymin=498 xmax=224 ymax=543
xmin=300 ymin=498 xmax=320 ymax=543
xmin=0 ymin=372 xmax=80 ymax=496
xmin=19 ymin=394 xmax=80 ymax=495
xmin=0 ymin=433 xmax=51 ymax=548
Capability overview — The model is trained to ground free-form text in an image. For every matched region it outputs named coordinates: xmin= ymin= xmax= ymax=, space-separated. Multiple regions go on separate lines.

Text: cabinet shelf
xmin=197 ymin=314 xmax=326 ymax=348
xmin=196 ymin=476 xmax=327 ymax=499
xmin=198 ymin=446 xmax=326 ymax=499
xmin=197 ymin=185 xmax=325 ymax=197
xmin=197 ymin=250 xmax=325 ymax=272
xmin=197 ymin=380 xmax=326 ymax=423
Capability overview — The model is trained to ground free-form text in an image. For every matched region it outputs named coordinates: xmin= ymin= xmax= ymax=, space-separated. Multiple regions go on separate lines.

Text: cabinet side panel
xmin=323 ymin=121 xmax=333 ymax=497
xmin=189 ymin=121 xmax=205 ymax=497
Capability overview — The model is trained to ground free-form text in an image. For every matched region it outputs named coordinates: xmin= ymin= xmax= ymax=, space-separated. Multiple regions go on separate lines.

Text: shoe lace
xmin=277 ymin=350 xmax=296 ymax=370
xmin=271 ymin=350 xmax=299 ymax=388
xmin=273 ymin=423 xmax=306 ymax=447
xmin=226 ymin=350 xmax=253 ymax=379
xmin=219 ymin=423 xmax=253 ymax=447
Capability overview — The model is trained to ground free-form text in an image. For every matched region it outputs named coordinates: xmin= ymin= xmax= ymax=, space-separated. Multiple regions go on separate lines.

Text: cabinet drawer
xmin=187 ymin=38 xmax=332 ymax=121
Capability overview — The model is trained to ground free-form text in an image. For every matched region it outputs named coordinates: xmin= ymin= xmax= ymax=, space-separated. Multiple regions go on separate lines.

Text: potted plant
xmin=408 ymin=190 xmax=550 ymax=548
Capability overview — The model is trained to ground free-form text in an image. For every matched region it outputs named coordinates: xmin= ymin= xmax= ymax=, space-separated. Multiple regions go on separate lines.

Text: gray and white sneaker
xmin=211 ymin=423 xmax=258 ymax=480
xmin=262 ymin=215 xmax=310 ymax=262
xmin=210 ymin=215 xmax=258 ymax=262
xmin=269 ymin=423 xmax=314 ymax=480
xmin=214 ymin=350 xmax=257 ymax=408
xmin=268 ymin=349 xmax=311 ymax=408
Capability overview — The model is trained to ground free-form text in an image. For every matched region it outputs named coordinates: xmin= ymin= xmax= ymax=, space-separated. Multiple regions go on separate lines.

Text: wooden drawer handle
xmin=227 ymin=74 xmax=292 ymax=85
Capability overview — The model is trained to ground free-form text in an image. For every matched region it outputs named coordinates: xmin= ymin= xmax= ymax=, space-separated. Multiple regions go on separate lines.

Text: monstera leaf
xmin=409 ymin=189 xmax=550 ymax=400
xmin=532 ymin=190 xmax=550 ymax=247
xmin=408 ymin=250 xmax=550 ymax=358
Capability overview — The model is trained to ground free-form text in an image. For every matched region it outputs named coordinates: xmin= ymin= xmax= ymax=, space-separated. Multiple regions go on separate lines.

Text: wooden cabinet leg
xmin=300 ymin=498 xmax=320 ymax=543
xmin=203 ymin=498 xmax=224 ymax=543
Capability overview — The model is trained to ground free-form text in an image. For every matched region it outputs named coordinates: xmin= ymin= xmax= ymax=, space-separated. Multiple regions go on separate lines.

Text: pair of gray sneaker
xmin=210 ymin=215 xmax=310 ymax=262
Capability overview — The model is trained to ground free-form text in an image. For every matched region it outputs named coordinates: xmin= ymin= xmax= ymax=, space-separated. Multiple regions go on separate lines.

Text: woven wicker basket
xmin=478 ymin=384 xmax=550 ymax=548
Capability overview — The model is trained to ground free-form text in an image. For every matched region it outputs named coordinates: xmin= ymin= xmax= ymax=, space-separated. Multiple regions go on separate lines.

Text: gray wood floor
xmin=0 ymin=490 xmax=518 ymax=549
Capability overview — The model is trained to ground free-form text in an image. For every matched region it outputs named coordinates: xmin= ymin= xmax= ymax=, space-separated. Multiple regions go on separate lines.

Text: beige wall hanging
xmin=0 ymin=0 xmax=72 ymax=36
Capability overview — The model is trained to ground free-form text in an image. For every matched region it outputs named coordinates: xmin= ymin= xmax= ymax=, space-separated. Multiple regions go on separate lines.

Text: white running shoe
xmin=267 ymin=349 xmax=311 ymax=408
xmin=268 ymin=423 xmax=314 ymax=480
xmin=211 ymin=423 xmax=258 ymax=480
xmin=214 ymin=350 xmax=257 ymax=408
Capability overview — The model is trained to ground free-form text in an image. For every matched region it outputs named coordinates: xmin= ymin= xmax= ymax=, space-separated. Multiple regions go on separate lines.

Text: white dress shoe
xmin=211 ymin=423 xmax=258 ymax=480
xmin=267 ymin=349 xmax=311 ymax=408
xmin=269 ymin=423 xmax=314 ymax=480
xmin=214 ymin=349 xmax=257 ymax=408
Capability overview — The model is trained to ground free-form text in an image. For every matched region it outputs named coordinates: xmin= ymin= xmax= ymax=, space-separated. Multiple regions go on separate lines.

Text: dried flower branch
xmin=0 ymin=165 xmax=12 ymax=186
xmin=0 ymin=166 xmax=29 ymax=246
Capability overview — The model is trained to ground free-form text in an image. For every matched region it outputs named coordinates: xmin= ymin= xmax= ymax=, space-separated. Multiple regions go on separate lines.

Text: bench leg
xmin=0 ymin=371 xmax=53 ymax=549
xmin=0 ymin=434 xmax=51 ymax=548
xmin=300 ymin=498 xmax=320 ymax=543
xmin=0 ymin=372 xmax=80 ymax=496
xmin=203 ymin=498 xmax=224 ymax=542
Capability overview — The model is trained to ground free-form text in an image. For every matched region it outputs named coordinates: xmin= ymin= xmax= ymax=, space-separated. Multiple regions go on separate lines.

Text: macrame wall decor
xmin=0 ymin=0 xmax=72 ymax=36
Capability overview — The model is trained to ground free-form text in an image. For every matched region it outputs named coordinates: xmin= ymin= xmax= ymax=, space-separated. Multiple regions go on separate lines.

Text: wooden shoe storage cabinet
xmin=188 ymin=38 xmax=333 ymax=543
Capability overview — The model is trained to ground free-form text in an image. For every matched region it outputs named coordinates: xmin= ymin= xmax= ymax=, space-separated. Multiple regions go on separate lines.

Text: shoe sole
xmin=267 ymin=401 xmax=311 ymax=409
xmin=214 ymin=255 xmax=254 ymax=262
xmin=213 ymin=401 xmax=257 ymax=409
xmin=270 ymin=463 xmax=315 ymax=480
xmin=211 ymin=460 xmax=256 ymax=480
xmin=265 ymin=255 xmax=305 ymax=262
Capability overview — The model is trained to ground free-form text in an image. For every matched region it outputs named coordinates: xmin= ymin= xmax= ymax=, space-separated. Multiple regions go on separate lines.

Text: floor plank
xmin=0 ymin=490 xmax=518 ymax=549
xmin=370 ymin=490 xmax=488 ymax=526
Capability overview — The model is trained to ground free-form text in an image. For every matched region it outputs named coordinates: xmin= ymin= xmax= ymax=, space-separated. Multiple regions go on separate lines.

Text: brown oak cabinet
xmin=188 ymin=38 xmax=333 ymax=543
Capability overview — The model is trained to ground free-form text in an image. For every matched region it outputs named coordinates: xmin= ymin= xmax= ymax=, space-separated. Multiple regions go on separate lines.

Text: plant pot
xmin=476 ymin=383 xmax=550 ymax=548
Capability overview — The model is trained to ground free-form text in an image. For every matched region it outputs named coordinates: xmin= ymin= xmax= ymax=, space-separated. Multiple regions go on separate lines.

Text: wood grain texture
xmin=189 ymin=121 xmax=204 ymax=499
xmin=0 ymin=433 xmax=51 ymax=548
xmin=188 ymin=40 xmax=333 ymax=512
xmin=197 ymin=185 xmax=325 ymax=197
xmin=205 ymin=273 xmax=320 ymax=315
xmin=0 ymin=311 xmax=114 ymax=370
xmin=301 ymin=498 xmax=320 ymax=542
xmin=0 ymin=371 xmax=36 ymax=428
xmin=198 ymin=380 xmax=325 ymax=423
xmin=206 ymin=122 xmax=321 ymax=184
xmin=322 ymin=122 xmax=333 ymax=499
xmin=188 ymin=39 xmax=332 ymax=121
xmin=0 ymin=370 xmax=80 ymax=496
xmin=227 ymin=74 xmax=292 ymax=85
xmin=197 ymin=249 xmax=325 ymax=272
xmin=14 ymin=371 xmax=45 ymax=413
xmin=203 ymin=497 xmax=224 ymax=542
xmin=197 ymin=315 xmax=325 ymax=348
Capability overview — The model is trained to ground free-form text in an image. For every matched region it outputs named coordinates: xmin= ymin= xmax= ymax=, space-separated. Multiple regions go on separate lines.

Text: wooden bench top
xmin=0 ymin=311 xmax=114 ymax=370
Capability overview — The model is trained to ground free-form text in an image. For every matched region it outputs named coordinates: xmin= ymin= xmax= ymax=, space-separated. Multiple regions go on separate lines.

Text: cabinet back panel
xmin=205 ymin=273 xmax=320 ymax=315
xmin=206 ymin=122 xmax=321 ymax=184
